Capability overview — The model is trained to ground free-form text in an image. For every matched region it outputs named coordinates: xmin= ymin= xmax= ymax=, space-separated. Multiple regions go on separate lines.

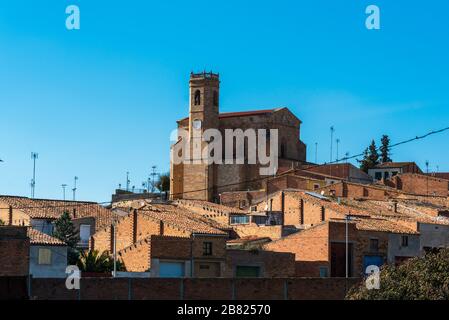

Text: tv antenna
xmin=72 ymin=176 xmax=78 ymax=201
xmin=62 ymin=184 xmax=67 ymax=200
xmin=31 ymin=152 xmax=39 ymax=198
xmin=150 ymin=166 xmax=157 ymax=192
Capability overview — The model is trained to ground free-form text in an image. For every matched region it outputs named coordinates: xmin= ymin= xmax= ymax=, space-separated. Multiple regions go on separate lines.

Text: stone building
xmin=170 ymin=72 xmax=307 ymax=202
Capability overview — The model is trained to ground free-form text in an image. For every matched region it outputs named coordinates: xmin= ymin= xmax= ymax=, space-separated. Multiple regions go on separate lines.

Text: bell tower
xmin=183 ymin=72 xmax=220 ymax=201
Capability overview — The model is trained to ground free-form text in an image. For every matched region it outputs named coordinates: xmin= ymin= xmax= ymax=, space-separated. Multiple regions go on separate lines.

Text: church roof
xmin=177 ymin=107 xmax=287 ymax=123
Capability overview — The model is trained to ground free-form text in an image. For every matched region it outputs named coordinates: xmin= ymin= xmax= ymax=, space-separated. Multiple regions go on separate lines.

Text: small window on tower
xmin=213 ymin=91 xmax=218 ymax=106
xmin=194 ymin=90 xmax=201 ymax=105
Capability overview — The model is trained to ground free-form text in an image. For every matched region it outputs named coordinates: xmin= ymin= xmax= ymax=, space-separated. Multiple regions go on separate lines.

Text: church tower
xmin=183 ymin=72 xmax=220 ymax=201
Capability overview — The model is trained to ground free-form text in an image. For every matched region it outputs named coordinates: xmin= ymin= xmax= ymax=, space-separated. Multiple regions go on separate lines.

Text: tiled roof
xmin=114 ymin=200 xmax=228 ymax=235
xmin=177 ymin=108 xmax=283 ymax=122
xmin=0 ymin=195 xmax=114 ymax=231
xmin=353 ymin=218 xmax=419 ymax=235
xmin=174 ymin=199 xmax=247 ymax=215
xmin=374 ymin=162 xmax=416 ymax=169
xmin=27 ymin=228 xmax=66 ymax=246
xmin=227 ymin=236 xmax=271 ymax=244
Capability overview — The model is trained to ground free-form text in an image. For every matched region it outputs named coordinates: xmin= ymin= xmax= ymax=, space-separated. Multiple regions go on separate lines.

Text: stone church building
xmin=170 ymin=72 xmax=307 ymax=202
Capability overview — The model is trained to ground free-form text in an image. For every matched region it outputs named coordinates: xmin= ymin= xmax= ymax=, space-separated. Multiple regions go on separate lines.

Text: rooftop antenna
xmin=62 ymin=184 xmax=67 ymax=200
xmin=329 ymin=127 xmax=334 ymax=177
xmin=150 ymin=166 xmax=157 ymax=192
xmin=126 ymin=172 xmax=130 ymax=191
xmin=336 ymin=138 xmax=340 ymax=163
xmin=72 ymin=176 xmax=78 ymax=201
xmin=330 ymin=126 xmax=335 ymax=163
xmin=31 ymin=152 xmax=39 ymax=198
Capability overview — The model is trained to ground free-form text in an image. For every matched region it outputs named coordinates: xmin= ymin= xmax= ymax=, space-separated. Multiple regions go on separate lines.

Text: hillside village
xmin=1 ymin=73 xmax=449 ymax=299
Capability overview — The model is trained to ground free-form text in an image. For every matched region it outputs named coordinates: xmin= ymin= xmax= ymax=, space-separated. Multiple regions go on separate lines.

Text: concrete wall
xmin=418 ymin=223 xmax=449 ymax=251
xmin=387 ymin=234 xmax=421 ymax=264
xmin=29 ymin=245 xmax=67 ymax=278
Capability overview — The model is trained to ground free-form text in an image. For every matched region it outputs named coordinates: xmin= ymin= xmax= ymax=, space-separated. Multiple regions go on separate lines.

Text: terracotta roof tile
xmin=0 ymin=195 xmax=114 ymax=231
xmin=27 ymin=228 xmax=66 ymax=246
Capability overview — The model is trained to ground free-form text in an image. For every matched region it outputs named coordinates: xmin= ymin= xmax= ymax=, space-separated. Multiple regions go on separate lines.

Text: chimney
xmin=8 ymin=205 xmax=13 ymax=225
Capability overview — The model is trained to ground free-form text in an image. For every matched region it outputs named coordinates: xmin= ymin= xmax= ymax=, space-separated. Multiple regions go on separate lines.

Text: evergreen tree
xmin=380 ymin=135 xmax=392 ymax=163
xmin=358 ymin=140 xmax=380 ymax=173
xmin=53 ymin=211 xmax=80 ymax=264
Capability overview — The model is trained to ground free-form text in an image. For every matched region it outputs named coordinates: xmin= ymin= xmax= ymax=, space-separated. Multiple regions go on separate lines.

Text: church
xmin=170 ymin=72 xmax=307 ymax=202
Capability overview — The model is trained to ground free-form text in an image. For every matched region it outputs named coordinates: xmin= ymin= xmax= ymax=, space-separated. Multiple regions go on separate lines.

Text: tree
xmin=53 ymin=211 xmax=80 ymax=264
xmin=358 ymin=140 xmax=380 ymax=173
xmin=155 ymin=172 xmax=170 ymax=198
xmin=347 ymin=249 xmax=449 ymax=300
xmin=380 ymin=135 xmax=392 ymax=163
xmin=0 ymin=219 xmax=4 ymax=225
xmin=77 ymin=250 xmax=126 ymax=273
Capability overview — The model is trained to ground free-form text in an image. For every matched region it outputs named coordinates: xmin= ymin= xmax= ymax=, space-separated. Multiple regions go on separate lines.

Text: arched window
xmin=213 ymin=91 xmax=219 ymax=106
xmin=194 ymin=90 xmax=201 ymax=105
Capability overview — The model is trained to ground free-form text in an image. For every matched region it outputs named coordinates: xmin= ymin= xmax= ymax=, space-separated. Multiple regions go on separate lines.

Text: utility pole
xmin=72 ymin=176 xmax=78 ymax=201
xmin=345 ymin=214 xmax=351 ymax=278
xmin=62 ymin=184 xmax=67 ymax=200
xmin=336 ymin=138 xmax=340 ymax=163
xmin=425 ymin=161 xmax=429 ymax=196
xmin=330 ymin=126 xmax=334 ymax=163
xmin=150 ymin=166 xmax=157 ymax=193
xmin=126 ymin=172 xmax=130 ymax=191
xmin=315 ymin=142 xmax=318 ymax=164
xmin=31 ymin=152 xmax=38 ymax=198
xmin=112 ymin=213 xmax=118 ymax=277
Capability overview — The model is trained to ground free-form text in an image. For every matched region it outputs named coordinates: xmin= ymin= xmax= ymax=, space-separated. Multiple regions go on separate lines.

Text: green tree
xmin=0 ymin=219 xmax=5 ymax=225
xmin=53 ymin=211 xmax=80 ymax=264
xmin=155 ymin=172 xmax=170 ymax=192
xmin=347 ymin=249 xmax=449 ymax=300
xmin=155 ymin=172 xmax=170 ymax=199
xmin=380 ymin=135 xmax=392 ymax=163
xmin=358 ymin=140 xmax=380 ymax=173
xmin=77 ymin=250 xmax=126 ymax=273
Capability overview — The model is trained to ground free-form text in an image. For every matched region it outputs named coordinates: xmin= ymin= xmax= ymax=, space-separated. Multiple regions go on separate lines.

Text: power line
xmin=167 ymin=125 xmax=449 ymax=198
xmin=2 ymin=125 xmax=448 ymax=208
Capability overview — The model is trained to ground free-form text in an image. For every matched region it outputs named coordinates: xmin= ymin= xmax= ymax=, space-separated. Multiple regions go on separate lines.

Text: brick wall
xmin=390 ymin=173 xmax=449 ymax=197
xmin=233 ymin=224 xmax=283 ymax=240
xmin=26 ymin=277 xmax=360 ymax=300
xmin=225 ymin=249 xmax=295 ymax=278
xmin=0 ymin=226 xmax=30 ymax=277
xmin=119 ymin=239 xmax=151 ymax=272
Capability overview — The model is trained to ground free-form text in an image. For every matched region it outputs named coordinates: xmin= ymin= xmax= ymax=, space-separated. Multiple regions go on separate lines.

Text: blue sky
xmin=0 ymin=0 xmax=448 ymax=202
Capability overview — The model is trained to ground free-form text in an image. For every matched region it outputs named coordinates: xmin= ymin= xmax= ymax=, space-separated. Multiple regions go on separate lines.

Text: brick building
xmin=0 ymin=195 xmax=114 ymax=249
xmin=385 ymin=173 xmax=449 ymax=197
xmin=368 ymin=161 xmax=423 ymax=181
xmin=0 ymin=226 xmax=30 ymax=277
xmin=118 ymin=234 xmax=227 ymax=277
xmin=264 ymin=218 xmax=419 ymax=277
xmin=170 ymin=72 xmax=307 ymax=202
xmin=303 ymin=163 xmax=373 ymax=184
